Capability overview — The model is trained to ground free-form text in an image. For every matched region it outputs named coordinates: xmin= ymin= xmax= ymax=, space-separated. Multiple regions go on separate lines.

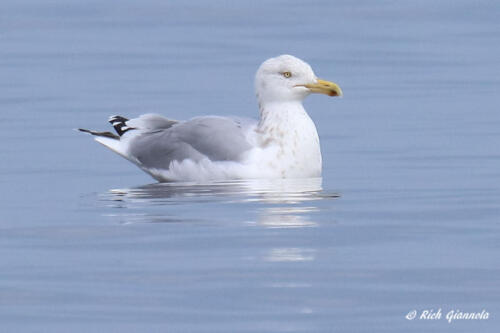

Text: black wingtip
xmin=108 ymin=115 xmax=129 ymax=124
xmin=108 ymin=115 xmax=134 ymax=136
xmin=78 ymin=128 xmax=119 ymax=139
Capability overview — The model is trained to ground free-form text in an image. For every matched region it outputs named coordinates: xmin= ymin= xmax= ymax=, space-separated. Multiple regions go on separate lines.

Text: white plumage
xmin=80 ymin=55 xmax=342 ymax=182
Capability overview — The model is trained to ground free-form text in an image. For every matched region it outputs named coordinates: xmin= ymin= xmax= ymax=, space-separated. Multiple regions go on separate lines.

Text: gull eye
xmin=283 ymin=71 xmax=292 ymax=78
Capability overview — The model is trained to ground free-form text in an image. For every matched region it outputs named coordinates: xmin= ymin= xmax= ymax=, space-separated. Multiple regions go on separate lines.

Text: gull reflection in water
xmin=104 ymin=178 xmax=337 ymax=204
xmin=102 ymin=178 xmax=338 ymax=304
xmin=257 ymin=206 xmax=319 ymax=229
xmin=102 ymin=177 xmax=339 ymax=228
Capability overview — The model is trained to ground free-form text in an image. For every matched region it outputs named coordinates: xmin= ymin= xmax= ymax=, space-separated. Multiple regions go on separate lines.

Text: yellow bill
xmin=300 ymin=78 xmax=343 ymax=97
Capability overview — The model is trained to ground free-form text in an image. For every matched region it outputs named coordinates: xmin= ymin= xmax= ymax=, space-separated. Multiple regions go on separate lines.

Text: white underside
xmin=144 ymin=146 xmax=321 ymax=182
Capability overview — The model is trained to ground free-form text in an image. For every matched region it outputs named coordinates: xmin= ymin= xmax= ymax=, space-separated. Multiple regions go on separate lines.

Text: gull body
xmin=79 ymin=55 xmax=342 ymax=182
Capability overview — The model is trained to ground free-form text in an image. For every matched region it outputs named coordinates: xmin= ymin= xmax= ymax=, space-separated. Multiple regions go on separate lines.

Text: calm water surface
xmin=1 ymin=1 xmax=499 ymax=332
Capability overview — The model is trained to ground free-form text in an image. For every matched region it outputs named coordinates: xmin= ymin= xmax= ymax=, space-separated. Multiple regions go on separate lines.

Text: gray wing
xmin=128 ymin=116 xmax=255 ymax=169
xmin=125 ymin=113 xmax=179 ymax=131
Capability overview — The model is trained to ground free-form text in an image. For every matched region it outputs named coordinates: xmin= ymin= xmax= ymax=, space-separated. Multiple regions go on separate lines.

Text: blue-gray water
xmin=1 ymin=1 xmax=499 ymax=332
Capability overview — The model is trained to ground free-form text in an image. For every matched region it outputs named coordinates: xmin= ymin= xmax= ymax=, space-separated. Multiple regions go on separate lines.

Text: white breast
xmin=244 ymin=102 xmax=322 ymax=178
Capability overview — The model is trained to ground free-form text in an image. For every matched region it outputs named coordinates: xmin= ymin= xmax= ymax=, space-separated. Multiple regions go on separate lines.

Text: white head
xmin=255 ymin=55 xmax=342 ymax=107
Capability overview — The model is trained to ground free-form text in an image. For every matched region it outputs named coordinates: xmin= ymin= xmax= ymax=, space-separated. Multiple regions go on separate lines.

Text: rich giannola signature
xmin=405 ymin=308 xmax=489 ymax=323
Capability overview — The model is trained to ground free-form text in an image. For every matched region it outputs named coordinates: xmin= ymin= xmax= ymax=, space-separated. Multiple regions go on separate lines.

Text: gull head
xmin=255 ymin=54 xmax=342 ymax=106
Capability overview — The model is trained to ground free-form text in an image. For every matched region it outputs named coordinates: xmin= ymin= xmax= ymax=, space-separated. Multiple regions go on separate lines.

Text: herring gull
xmin=79 ymin=55 xmax=342 ymax=182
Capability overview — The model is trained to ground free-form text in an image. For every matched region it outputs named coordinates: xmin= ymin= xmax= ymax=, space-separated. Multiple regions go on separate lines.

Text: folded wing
xmin=127 ymin=116 xmax=254 ymax=170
